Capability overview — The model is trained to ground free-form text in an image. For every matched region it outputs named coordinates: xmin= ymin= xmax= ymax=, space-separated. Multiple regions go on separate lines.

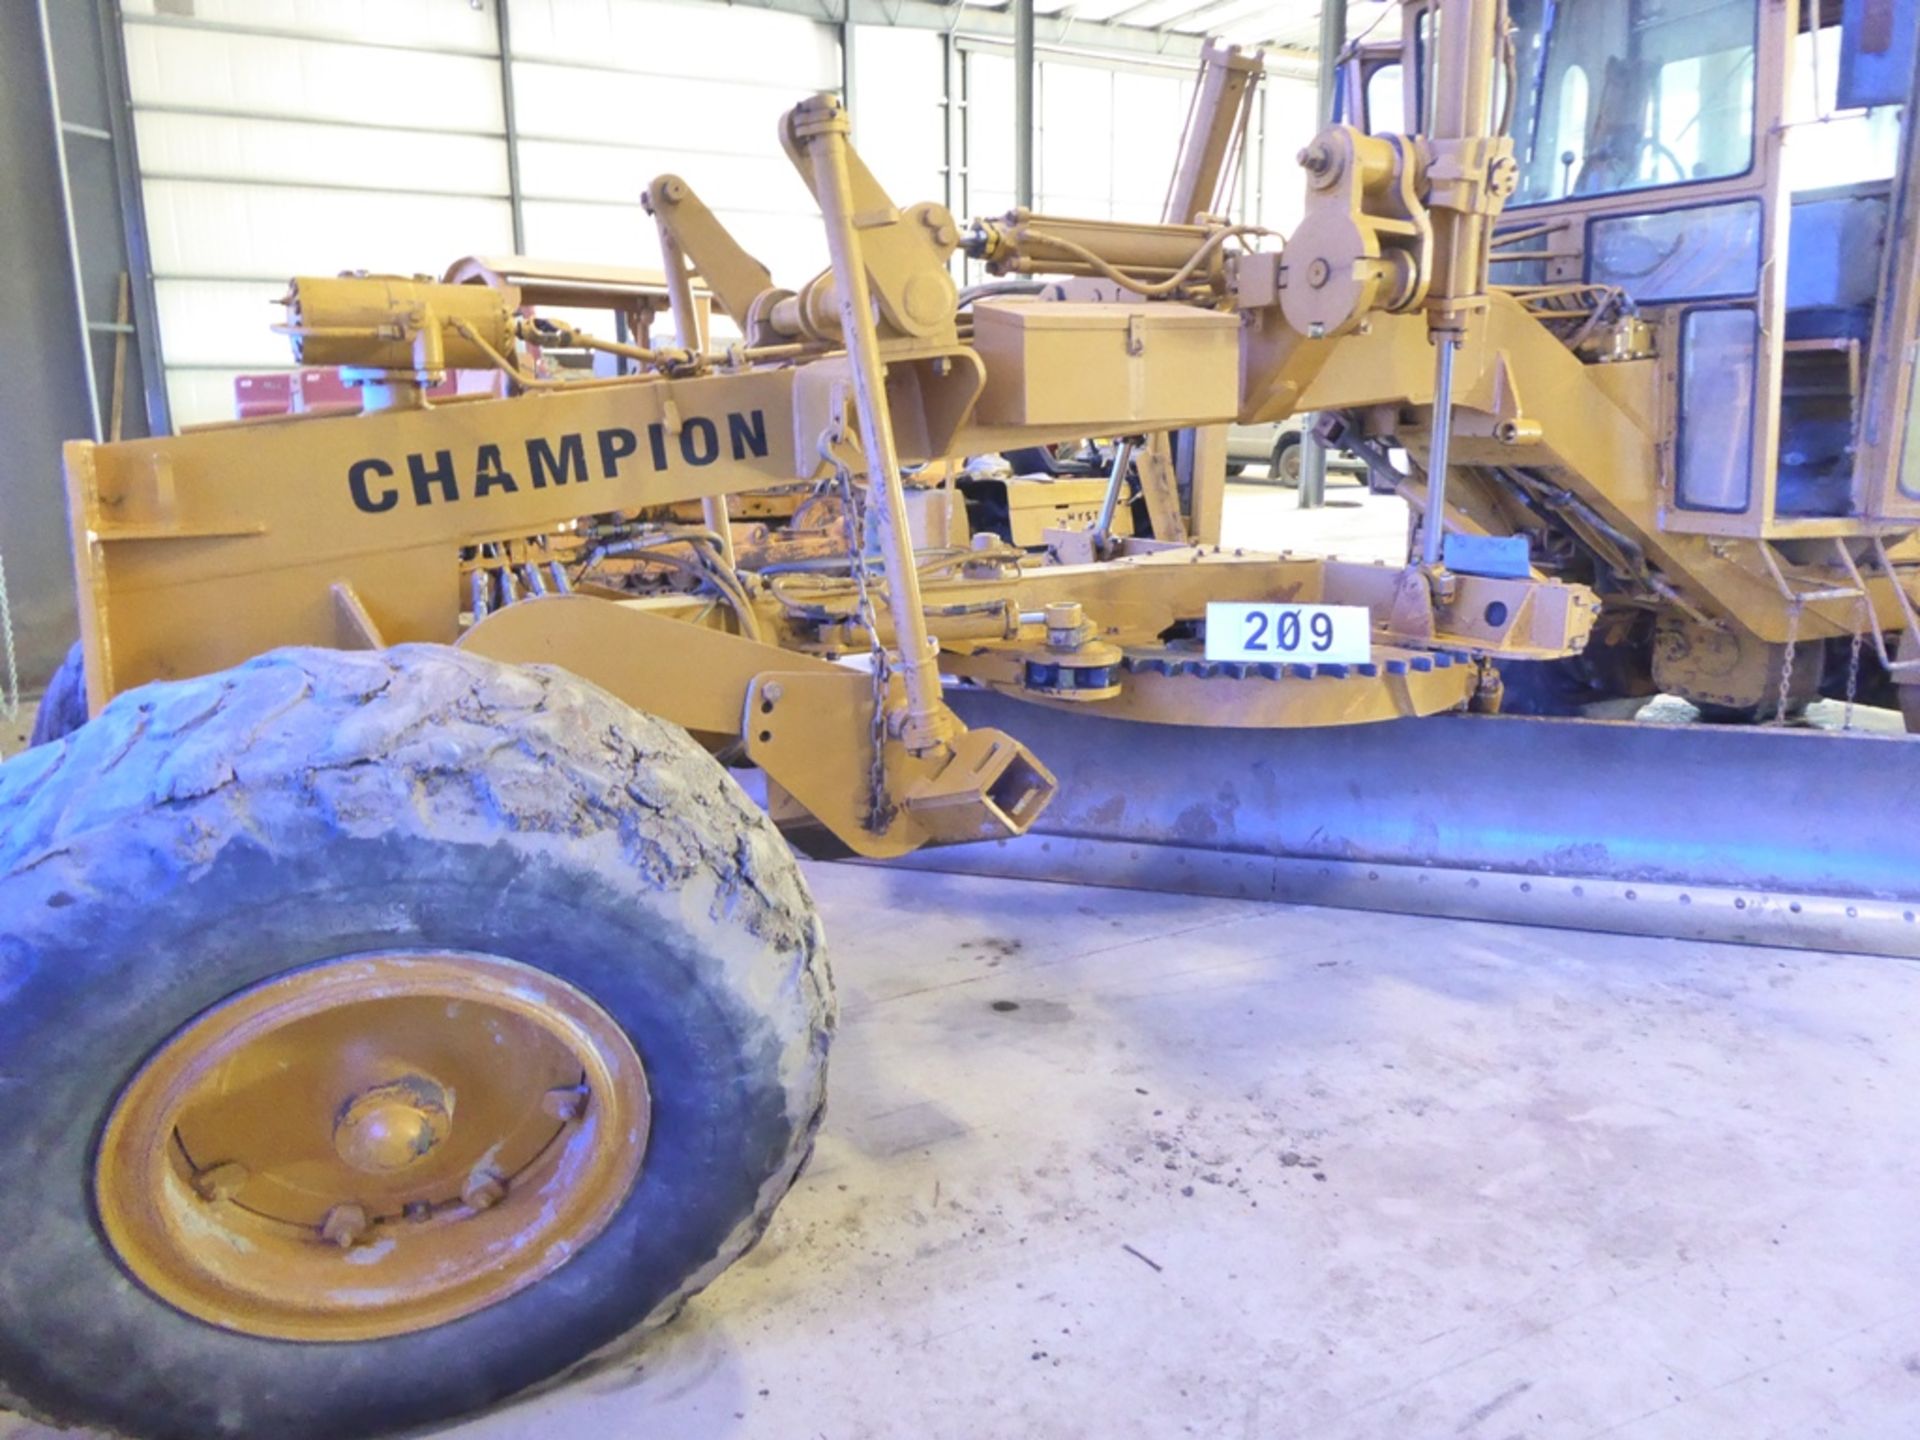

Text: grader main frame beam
xmin=66 ymin=62 xmax=1613 ymax=870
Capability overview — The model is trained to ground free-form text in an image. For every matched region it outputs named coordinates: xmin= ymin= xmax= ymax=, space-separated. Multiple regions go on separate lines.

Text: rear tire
xmin=0 ymin=644 xmax=832 ymax=1440
xmin=1497 ymin=615 xmax=1655 ymax=716
xmin=28 ymin=641 xmax=87 ymax=746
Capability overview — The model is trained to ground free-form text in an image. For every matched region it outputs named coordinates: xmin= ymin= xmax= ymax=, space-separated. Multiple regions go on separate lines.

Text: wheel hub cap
xmin=95 ymin=951 xmax=651 ymax=1341
xmin=333 ymin=1075 xmax=453 ymax=1173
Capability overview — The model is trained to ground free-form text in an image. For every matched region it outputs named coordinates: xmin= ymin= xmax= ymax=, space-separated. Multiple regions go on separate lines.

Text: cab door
xmin=1855 ymin=0 xmax=1920 ymax=520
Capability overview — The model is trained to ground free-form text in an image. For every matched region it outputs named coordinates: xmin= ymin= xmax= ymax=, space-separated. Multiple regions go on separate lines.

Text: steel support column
xmin=1014 ymin=0 xmax=1035 ymax=209
xmin=1296 ymin=0 xmax=1346 ymax=509
xmin=38 ymin=1 xmax=101 ymax=444
xmin=495 ymin=0 xmax=526 ymax=253
xmin=942 ymin=32 xmax=967 ymax=223
xmin=11 ymin=0 xmax=171 ymax=685
xmin=95 ymin=0 xmax=166 ymax=437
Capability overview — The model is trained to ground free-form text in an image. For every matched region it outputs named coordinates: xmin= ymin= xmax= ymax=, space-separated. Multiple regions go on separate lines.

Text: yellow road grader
xmin=2 ymin=0 xmax=1918 ymax=1435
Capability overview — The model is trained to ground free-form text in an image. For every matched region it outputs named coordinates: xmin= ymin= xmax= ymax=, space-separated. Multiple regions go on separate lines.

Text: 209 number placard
xmin=1204 ymin=602 xmax=1370 ymax=664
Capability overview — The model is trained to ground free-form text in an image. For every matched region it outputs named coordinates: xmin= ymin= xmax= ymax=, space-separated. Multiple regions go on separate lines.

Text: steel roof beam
xmin=731 ymin=0 xmax=1211 ymax=58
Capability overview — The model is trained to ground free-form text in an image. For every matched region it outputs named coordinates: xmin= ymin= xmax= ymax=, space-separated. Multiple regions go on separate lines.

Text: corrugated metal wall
xmin=848 ymin=25 xmax=946 ymax=221
xmin=121 ymin=0 xmax=514 ymax=424
xmin=507 ymin=1 xmax=840 ymax=293
xmin=119 ymin=0 xmax=1311 ymax=428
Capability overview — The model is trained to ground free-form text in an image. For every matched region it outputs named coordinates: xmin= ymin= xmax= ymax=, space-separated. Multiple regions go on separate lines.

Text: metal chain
xmin=1772 ymin=599 xmax=1801 ymax=726
xmin=1842 ymin=597 xmax=1867 ymax=732
xmin=837 ymin=463 xmax=897 ymax=833
xmin=0 ymin=550 xmax=20 ymax=731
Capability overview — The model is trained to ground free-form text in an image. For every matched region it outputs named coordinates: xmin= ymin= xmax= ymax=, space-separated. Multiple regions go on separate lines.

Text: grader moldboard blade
xmin=887 ymin=691 xmax=1920 ymax=960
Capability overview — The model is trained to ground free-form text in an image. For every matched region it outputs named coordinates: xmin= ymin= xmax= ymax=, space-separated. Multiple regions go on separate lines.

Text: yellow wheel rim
xmin=95 ymin=951 xmax=650 ymax=1342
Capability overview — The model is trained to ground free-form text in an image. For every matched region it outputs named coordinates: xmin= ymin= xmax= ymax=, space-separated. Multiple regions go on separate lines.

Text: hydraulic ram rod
xmin=1421 ymin=338 xmax=1460 ymax=569
xmin=794 ymin=94 xmax=953 ymax=752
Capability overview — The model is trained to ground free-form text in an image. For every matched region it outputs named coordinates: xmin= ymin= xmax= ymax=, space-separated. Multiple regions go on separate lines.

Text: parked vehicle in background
xmin=1226 ymin=420 xmax=1368 ymax=486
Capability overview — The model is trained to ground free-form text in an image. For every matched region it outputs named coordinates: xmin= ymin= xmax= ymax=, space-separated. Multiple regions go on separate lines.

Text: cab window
xmin=1507 ymin=0 xmax=1759 ymax=206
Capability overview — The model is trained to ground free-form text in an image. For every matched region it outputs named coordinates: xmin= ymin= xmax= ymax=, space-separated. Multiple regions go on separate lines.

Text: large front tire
xmin=0 ymin=645 xmax=832 ymax=1439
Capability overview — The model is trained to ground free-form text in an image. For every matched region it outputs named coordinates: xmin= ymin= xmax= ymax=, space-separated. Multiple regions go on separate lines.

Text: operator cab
xmin=1346 ymin=0 xmax=1920 ymax=538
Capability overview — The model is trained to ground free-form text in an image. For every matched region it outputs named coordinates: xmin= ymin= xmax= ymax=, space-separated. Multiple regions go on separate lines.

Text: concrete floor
xmin=422 ymin=865 xmax=1917 ymax=1440
xmin=17 ymin=865 xmax=1914 ymax=1440
xmin=450 ymin=866 xmax=1920 ymax=1440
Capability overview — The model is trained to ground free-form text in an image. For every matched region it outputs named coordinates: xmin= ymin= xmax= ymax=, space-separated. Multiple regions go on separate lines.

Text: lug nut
xmin=542 ymin=1085 xmax=589 ymax=1123
xmin=190 ymin=1161 xmax=249 ymax=1202
xmin=320 ymin=1204 xmax=369 ymax=1248
xmin=463 ymin=1167 xmax=507 ymax=1211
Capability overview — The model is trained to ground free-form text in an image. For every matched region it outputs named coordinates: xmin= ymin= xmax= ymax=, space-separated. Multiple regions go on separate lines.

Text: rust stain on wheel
xmin=94 ymin=951 xmax=650 ymax=1342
